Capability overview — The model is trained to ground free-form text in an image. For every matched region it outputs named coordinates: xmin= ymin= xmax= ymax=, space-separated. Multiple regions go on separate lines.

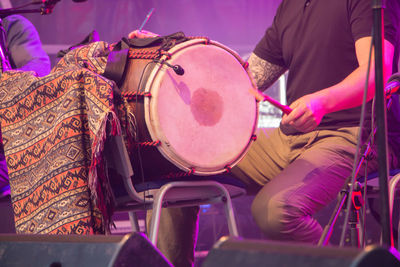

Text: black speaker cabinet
xmin=0 ymin=232 xmax=172 ymax=267
xmin=203 ymin=237 xmax=400 ymax=267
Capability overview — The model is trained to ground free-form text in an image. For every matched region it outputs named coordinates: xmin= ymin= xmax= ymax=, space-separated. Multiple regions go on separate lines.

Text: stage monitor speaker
xmin=0 ymin=232 xmax=172 ymax=267
xmin=202 ymin=237 xmax=400 ymax=267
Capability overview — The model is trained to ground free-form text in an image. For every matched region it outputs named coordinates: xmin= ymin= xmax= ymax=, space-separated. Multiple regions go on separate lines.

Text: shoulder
xmin=2 ymin=15 xmax=38 ymax=40
xmin=3 ymin=15 xmax=33 ymax=29
xmin=3 ymin=15 xmax=40 ymax=44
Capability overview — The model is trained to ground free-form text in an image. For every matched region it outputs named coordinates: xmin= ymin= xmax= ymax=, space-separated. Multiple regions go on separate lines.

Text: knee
xmin=251 ymin=195 xmax=282 ymax=238
xmin=251 ymin=194 xmax=295 ymax=240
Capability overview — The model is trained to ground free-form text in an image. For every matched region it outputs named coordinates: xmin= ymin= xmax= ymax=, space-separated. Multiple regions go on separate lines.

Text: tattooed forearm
xmin=248 ymin=53 xmax=287 ymax=90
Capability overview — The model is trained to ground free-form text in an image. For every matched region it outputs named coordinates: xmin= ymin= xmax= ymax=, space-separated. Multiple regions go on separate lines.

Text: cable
xmin=339 ymin=31 xmax=374 ymax=246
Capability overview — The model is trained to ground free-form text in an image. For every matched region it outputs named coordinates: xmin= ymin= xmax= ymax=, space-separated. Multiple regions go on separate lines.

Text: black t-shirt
xmin=254 ymin=0 xmax=400 ymax=136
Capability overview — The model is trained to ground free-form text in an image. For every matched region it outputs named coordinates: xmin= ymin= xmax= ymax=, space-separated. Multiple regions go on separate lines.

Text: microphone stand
xmin=372 ymin=0 xmax=393 ymax=247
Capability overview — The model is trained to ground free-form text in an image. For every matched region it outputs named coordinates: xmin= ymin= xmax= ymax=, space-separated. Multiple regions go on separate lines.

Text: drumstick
xmin=138 ymin=8 xmax=155 ymax=32
xmin=249 ymin=87 xmax=292 ymax=115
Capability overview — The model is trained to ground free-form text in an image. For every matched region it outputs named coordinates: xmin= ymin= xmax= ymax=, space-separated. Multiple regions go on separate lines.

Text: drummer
xmin=150 ymin=0 xmax=400 ymax=266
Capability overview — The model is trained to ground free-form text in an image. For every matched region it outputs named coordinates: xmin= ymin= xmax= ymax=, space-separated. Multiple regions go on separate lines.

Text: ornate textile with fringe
xmin=0 ymin=41 xmax=119 ymax=234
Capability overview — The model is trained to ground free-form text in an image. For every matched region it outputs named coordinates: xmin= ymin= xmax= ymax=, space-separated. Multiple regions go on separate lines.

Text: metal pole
xmin=372 ymin=0 xmax=393 ymax=247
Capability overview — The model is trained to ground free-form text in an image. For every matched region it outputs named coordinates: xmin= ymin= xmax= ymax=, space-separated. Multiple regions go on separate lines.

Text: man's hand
xmin=128 ymin=30 xmax=159 ymax=39
xmin=281 ymin=93 xmax=326 ymax=133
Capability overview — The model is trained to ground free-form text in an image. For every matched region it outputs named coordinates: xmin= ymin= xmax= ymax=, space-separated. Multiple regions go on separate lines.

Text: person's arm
xmin=4 ymin=15 xmax=51 ymax=77
xmin=248 ymin=52 xmax=287 ymax=91
xmin=281 ymin=36 xmax=394 ymax=133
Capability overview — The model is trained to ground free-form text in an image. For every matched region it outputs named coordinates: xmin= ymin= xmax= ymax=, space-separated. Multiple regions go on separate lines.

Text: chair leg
xmin=218 ymin=188 xmax=239 ymax=237
xmin=128 ymin=211 xmax=140 ymax=232
xmin=222 ymin=199 xmax=239 ymax=237
xmin=388 ymin=173 xmax=400 ymax=250
xmin=148 ymin=181 xmax=242 ymax=245
xmin=148 ymin=184 xmax=173 ymax=246
xmin=389 ymin=174 xmax=400 ymax=221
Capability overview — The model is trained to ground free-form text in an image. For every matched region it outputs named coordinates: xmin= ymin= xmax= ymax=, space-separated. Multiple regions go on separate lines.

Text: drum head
xmin=145 ymin=40 xmax=257 ymax=175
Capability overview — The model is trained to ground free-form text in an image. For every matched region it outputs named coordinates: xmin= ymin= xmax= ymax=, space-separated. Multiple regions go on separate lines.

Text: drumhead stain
xmin=190 ymin=88 xmax=223 ymax=126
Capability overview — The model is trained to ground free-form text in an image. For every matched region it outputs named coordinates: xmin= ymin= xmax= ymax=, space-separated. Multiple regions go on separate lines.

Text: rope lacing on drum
xmin=122 ymin=91 xmax=152 ymax=101
xmin=128 ymin=49 xmax=160 ymax=60
xmin=135 ymin=140 xmax=161 ymax=147
xmin=159 ymin=50 xmax=172 ymax=59
xmin=224 ymin=165 xmax=232 ymax=173
xmin=128 ymin=46 xmax=173 ymax=60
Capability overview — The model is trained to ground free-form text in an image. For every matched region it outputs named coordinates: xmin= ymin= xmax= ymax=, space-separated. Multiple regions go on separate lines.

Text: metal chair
xmin=105 ymin=135 xmax=246 ymax=245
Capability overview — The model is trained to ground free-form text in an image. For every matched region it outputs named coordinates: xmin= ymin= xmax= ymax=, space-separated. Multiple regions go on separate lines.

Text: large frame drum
xmin=118 ymin=37 xmax=258 ymax=182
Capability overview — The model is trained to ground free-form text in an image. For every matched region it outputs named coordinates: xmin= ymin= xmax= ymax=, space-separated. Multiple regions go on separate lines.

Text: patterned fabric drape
xmin=0 ymin=41 xmax=118 ymax=234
